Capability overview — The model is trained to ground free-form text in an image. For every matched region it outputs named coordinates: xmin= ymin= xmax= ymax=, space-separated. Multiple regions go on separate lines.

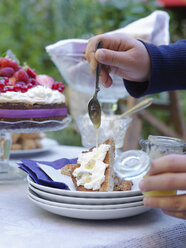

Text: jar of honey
xmin=139 ymin=135 xmax=185 ymax=196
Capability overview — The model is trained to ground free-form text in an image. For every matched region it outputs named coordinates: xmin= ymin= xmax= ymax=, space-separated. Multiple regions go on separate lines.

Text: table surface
xmin=1 ymin=143 xmax=186 ymax=248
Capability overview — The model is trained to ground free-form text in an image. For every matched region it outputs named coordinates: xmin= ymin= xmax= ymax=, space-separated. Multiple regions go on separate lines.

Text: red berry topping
xmin=28 ymin=78 xmax=38 ymax=86
xmin=1 ymin=87 xmax=8 ymax=93
xmin=36 ymin=75 xmax=54 ymax=88
xmin=14 ymin=82 xmax=28 ymax=93
xmin=0 ymin=80 xmax=5 ymax=90
xmin=52 ymin=81 xmax=65 ymax=92
xmin=0 ymin=67 xmax=15 ymax=77
xmin=5 ymin=81 xmax=13 ymax=87
xmin=0 ymin=58 xmax=19 ymax=70
xmin=26 ymin=66 xmax=36 ymax=78
xmin=27 ymin=82 xmax=33 ymax=89
xmin=14 ymin=70 xmax=29 ymax=83
xmin=7 ymin=86 xmax=14 ymax=91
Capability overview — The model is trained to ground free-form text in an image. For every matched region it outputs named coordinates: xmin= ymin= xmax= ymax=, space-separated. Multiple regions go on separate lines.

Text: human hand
xmin=139 ymin=154 xmax=186 ymax=219
xmin=85 ymin=33 xmax=151 ymax=87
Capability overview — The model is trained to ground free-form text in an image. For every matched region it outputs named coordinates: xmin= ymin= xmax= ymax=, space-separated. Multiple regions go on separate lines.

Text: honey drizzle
xmin=95 ymin=127 xmax=99 ymax=148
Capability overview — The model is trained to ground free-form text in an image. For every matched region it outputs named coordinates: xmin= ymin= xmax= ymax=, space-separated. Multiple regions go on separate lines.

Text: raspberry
xmin=0 ymin=67 xmax=15 ymax=77
xmin=0 ymin=58 xmax=19 ymax=70
xmin=14 ymin=70 xmax=29 ymax=83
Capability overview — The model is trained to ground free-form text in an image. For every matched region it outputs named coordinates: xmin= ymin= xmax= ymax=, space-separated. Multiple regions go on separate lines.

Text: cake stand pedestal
xmin=0 ymin=116 xmax=71 ymax=184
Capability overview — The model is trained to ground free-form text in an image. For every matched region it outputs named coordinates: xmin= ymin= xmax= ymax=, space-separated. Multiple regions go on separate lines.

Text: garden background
xmin=0 ymin=0 xmax=185 ymax=146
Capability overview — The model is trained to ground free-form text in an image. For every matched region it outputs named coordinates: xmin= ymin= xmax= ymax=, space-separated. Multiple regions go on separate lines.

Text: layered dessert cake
xmin=0 ymin=57 xmax=67 ymax=122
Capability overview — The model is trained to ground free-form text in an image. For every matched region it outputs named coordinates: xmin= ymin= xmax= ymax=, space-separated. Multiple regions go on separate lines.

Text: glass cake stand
xmin=0 ymin=116 xmax=71 ymax=184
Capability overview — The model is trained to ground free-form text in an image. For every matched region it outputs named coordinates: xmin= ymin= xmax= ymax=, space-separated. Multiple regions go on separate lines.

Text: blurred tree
xmin=0 ymin=0 xmax=158 ymax=79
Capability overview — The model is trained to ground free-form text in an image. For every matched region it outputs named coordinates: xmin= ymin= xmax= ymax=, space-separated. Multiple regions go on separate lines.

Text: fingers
xmin=98 ymin=65 xmax=112 ymax=88
xmin=143 ymin=194 xmax=186 ymax=211
xmin=162 ymin=210 xmax=186 ymax=219
xmin=143 ymin=194 xmax=186 ymax=219
xmin=139 ymin=173 xmax=186 ymax=192
xmin=85 ymin=33 xmax=134 ymax=87
xmin=148 ymin=155 xmax=186 ymax=175
xmin=95 ymin=49 xmax=130 ymax=68
xmin=85 ymin=33 xmax=132 ymax=60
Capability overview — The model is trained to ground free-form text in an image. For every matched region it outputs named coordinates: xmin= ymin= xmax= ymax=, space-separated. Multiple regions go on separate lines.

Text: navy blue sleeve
xmin=124 ymin=40 xmax=186 ymax=98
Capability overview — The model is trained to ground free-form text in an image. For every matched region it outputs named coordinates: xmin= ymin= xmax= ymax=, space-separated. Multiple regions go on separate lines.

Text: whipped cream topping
xmin=73 ymin=144 xmax=110 ymax=190
xmin=0 ymin=86 xmax=65 ymax=104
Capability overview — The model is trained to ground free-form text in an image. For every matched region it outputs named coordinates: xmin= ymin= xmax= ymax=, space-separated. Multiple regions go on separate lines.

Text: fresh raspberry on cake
xmin=14 ymin=69 xmax=29 ymax=83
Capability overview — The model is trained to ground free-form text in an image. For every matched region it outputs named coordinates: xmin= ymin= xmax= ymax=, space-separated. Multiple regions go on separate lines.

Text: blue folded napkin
xmin=19 ymin=157 xmax=77 ymax=190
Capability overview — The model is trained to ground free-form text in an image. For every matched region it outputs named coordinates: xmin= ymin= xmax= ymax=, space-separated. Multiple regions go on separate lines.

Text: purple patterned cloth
xmin=19 ymin=157 xmax=77 ymax=189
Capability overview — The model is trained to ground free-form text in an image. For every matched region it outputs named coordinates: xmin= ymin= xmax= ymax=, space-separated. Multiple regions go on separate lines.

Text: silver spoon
xmin=88 ymin=40 xmax=103 ymax=129
xmin=114 ymin=98 xmax=153 ymax=119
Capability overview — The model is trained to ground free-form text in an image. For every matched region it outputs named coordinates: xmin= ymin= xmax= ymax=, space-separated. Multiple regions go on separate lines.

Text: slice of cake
xmin=70 ymin=139 xmax=115 ymax=192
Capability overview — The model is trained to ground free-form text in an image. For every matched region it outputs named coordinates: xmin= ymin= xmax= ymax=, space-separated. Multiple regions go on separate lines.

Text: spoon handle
xmin=119 ymin=98 xmax=153 ymax=118
xmin=95 ymin=40 xmax=103 ymax=93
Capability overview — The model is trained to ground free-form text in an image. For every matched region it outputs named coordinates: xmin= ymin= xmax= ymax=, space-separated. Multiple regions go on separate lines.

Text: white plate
xmin=28 ymin=192 xmax=149 ymax=220
xmin=28 ymin=188 xmax=144 ymax=209
xmin=27 ymin=176 xmax=142 ymax=198
xmin=10 ymin=138 xmax=58 ymax=157
xmin=29 ymin=184 xmax=144 ymax=205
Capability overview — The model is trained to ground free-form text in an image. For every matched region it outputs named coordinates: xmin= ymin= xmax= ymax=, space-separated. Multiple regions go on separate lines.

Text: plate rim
xmin=10 ymin=138 xmax=58 ymax=156
xmin=28 ymin=183 xmax=144 ymax=204
xmin=27 ymin=175 xmax=142 ymax=198
xmin=28 ymin=193 xmax=149 ymax=220
xmin=28 ymin=187 xmax=144 ymax=209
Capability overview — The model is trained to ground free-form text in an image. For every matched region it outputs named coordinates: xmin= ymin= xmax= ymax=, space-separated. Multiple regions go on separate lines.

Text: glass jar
xmin=114 ymin=150 xmax=151 ymax=181
xmin=139 ymin=135 xmax=185 ymax=196
xmin=140 ymin=135 xmax=184 ymax=159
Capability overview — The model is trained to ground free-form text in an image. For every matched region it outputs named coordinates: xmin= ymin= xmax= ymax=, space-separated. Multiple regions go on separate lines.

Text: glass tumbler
xmin=75 ymin=113 xmax=132 ymax=149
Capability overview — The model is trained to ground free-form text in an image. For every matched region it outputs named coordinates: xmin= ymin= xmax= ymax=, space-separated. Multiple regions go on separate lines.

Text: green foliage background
xmin=0 ymin=0 xmax=185 ymax=146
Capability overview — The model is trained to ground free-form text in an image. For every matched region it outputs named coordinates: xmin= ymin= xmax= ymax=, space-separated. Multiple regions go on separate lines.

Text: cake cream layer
xmin=0 ymin=86 xmax=65 ymax=104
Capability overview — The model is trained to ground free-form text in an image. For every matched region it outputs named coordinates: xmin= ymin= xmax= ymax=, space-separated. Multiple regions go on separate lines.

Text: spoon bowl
xmin=88 ymin=40 xmax=103 ymax=129
xmin=88 ymin=93 xmax=101 ymax=129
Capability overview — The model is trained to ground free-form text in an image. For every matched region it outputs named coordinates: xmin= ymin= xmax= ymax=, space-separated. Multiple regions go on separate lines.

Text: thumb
xmin=95 ymin=48 xmax=128 ymax=68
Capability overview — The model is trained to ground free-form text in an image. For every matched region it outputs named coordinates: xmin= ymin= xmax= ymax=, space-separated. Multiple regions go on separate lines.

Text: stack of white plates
xmin=27 ymin=176 xmax=149 ymax=220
